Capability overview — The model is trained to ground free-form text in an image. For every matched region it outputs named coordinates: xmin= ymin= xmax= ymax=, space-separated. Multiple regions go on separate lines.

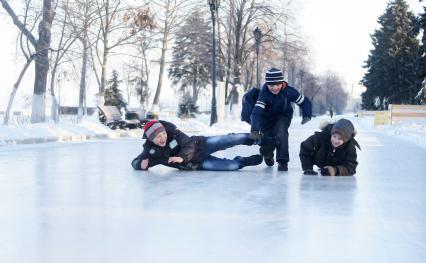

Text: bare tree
xmin=93 ymin=0 xmax=152 ymax=104
xmin=219 ymin=0 xmax=277 ymax=106
xmin=124 ymin=5 xmax=157 ymax=109
xmin=322 ymin=73 xmax=348 ymax=115
xmin=3 ymin=54 xmax=36 ymax=125
xmin=1 ymin=0 xmax=55 ymax=123
xmin=49 ymin=0 xmax=80 ymax=122
xmin=150 ymin=0 xmax=192 ymax=110
xmin=65 ymin=0 xmax=100 ymax=120
xmin=128 ymin=26 xmax=157 ymax=109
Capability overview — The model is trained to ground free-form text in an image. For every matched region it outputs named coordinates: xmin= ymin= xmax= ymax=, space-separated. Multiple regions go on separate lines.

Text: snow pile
xmin=383 ymin=120 xmax=426 ymax=149
xmin=0 ymin=119 xmax=143 ymax=146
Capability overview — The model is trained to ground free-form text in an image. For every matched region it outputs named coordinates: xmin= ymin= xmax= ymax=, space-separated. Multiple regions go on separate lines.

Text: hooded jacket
xmin=131 ymin=120 xmax=206 ymax=170
xmin=299 ymin=123 xmax=361 ymax=176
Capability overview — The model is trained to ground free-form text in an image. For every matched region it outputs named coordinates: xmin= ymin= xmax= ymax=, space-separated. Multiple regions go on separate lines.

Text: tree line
xmin=361 ymin=0 xmax=426 ymax=110
xmin=1 ymin=0 xmax=351 ymax=124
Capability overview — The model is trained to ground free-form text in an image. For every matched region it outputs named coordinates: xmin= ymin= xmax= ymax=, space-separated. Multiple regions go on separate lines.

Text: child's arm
xmin=287 ymin=86 xmax=312 ymax=122
xmin=250 ymin=88 xmax=268 ymax=132
xmin=335 ymin=145 xmax=358 ymax=176
xmin=131 ymin=152 xmax=149 ymax=170
xmin=131 ymin=147 xmax=161 ymax=170
xmin=299 ymin=134 xmax=317 ymax=171
xmin=173 ymin=129 xmax=196 ymax=162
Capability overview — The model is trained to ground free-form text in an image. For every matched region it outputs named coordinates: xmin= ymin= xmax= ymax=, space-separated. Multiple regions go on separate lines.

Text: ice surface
xmin=0 ymin=116 xmax=425 ymax=263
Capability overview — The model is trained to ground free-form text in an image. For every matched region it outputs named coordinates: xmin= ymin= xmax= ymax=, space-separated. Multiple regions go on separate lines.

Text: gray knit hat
xmin=331 ymin=118 xmax=354 ymax=143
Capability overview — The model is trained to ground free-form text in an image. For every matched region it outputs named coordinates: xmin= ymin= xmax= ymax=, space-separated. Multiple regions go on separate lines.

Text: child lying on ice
xmin=132 ymin=120 xmax=263 ymax=171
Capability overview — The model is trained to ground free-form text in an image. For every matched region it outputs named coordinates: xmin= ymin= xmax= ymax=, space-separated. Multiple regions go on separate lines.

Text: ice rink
xmin=0 ymin=117 xmax=425 ymax=263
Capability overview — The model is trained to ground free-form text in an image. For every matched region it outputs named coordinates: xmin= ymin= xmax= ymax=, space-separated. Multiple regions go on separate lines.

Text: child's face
xmin=267 ymin=83 xmax=283 ymax=94
xmin=331 ymin=133 xmax=344 ymax=148
xmin=152 ymin=131 xmax=167 ymax=147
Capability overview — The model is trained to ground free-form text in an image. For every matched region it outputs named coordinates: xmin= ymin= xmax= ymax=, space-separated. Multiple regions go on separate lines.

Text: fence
xmin=358 ymin=104 xmax=426 ymax=126
xmin=389 ymin=104 xmax=426 ymax=125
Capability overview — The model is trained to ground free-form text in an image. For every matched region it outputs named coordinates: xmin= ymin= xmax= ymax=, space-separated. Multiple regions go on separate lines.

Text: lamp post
xmin=208 ymin=0 xmax=219 ymax=126
xmin=253 ymin=27 xmax=262 ymax=89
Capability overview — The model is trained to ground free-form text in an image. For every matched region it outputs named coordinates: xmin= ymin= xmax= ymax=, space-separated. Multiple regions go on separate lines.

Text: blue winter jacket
xmin=251 ymin=83 xmax=312 ymax=132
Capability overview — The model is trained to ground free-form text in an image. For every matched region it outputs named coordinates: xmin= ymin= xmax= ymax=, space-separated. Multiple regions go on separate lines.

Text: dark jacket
xmin=299 ymin=124 xmax=360 ymax=176
xmin=131 ymin=120 xmax=206 ymax=170
xmin=251 ymin=83 xmax=312 ymax=132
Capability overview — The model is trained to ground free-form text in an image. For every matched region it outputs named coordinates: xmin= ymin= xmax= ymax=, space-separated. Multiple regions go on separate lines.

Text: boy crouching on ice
xmin=132 ymin=120 xmax=263 ymax=171
xmin=299 ymin=118 xmax=361 ymax=176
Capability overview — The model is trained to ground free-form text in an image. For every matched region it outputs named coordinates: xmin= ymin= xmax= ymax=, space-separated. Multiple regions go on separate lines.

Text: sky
xmin=0 ymin=0 xmax=424 ymax=109
xmin=299 ymin=0 xmax=424 ymax=97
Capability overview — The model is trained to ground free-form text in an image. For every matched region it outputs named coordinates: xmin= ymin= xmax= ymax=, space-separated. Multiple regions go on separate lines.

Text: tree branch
xmin=0 ymin=0 xmax=37 ymax=47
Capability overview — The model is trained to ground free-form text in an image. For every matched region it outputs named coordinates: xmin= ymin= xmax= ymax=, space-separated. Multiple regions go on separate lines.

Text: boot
xmin=264 ymin=155 xmax=275 ymax=166
xmin=277 ymin=161 xmax=288 ymax=171
xmin=235 ymin=154 xmax=263 ymax=168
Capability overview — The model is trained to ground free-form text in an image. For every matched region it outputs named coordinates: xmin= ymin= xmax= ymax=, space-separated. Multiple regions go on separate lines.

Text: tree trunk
xmin=78 ymin=40 xmax=89 ymax=120
xmin=99 ymin=46 xmax=109 ymax=98
xmin=98 ymin=0 xmax=110 ymax=102
xmin=30 ymin=0 xmax=54 ymax=123
xmin=192 ymin=68 xmax=198 ymax=105
xmin=152 ymin=0 xmax=172 ymax=109
xmin=152 ymin=28 xmax=169 ymax=108
xmin=141 ymin=48 xmax=149 ymax=108
xmin=50 ymin=64 xmax=59 ymax=123
xmin=4 ymin=56 xmax=35 ymax=125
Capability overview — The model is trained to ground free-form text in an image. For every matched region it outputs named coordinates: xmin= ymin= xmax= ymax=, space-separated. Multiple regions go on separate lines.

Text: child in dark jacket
xmin=131 ymin=120 xmax=263 ymax=171
xmin=249 ymin=68 xmax=312 ymax=171
xmin=299 ymin=118 xmax=361 ymax=176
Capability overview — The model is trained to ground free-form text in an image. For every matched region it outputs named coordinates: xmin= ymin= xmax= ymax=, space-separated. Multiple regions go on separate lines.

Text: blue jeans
xmin=201 ymin=133 xmax=253 ymax=171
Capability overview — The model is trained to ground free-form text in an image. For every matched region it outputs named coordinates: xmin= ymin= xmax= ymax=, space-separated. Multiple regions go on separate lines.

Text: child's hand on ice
xmin=168 ymin=156 xmax=184 ymax=163
xmin=141 ymin=159 xmax=149 ymax=170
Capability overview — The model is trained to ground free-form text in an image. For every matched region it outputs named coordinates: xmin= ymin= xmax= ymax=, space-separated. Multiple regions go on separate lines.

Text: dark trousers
xmin=260 ymin=116 xmax=291 ymax=163
xmin=201 ymin=133 xmax=253 ymax=171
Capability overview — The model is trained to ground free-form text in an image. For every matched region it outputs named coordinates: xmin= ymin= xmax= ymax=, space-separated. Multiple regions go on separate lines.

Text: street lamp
xmin=208 ymin=0 xmax=220 ymax=126
xmin=253 ymin=27 xmax=262 ymax=89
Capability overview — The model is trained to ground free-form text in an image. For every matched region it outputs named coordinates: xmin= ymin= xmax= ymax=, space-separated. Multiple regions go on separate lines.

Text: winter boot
xmin=277 ymin=161 xmax=288 ymax=171
xmin=263 ymin=155 xmax=275 ymax=166
xmin=235 ymin=154 xmax=263 ymax=169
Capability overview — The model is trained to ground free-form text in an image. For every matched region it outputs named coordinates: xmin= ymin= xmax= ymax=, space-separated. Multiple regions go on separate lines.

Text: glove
xmin=301 ymin=117 xmax=310 ymax=125
xmin=303 ymin=169 xmax=318 ymax=175
xmin=321 ymin=166 xmax=337 ymax=176
xmin=249 ymin=131 xmax=262 ymax=144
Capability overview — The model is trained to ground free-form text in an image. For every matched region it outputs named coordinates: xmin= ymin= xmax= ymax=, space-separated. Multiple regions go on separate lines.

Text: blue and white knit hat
xmin=265 ymin=68 xmax=285 ymax=85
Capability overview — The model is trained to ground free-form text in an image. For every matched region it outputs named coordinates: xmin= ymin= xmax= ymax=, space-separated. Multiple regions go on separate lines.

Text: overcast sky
xmin=299 ymin=0 xmax=424 ymax=97
xmin=0 ymin=0 xmax=424 ymax=108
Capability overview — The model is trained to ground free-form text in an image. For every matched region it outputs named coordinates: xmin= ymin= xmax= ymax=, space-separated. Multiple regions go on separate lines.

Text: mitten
xmin=321 ymin=166 xmax=337 ymax=176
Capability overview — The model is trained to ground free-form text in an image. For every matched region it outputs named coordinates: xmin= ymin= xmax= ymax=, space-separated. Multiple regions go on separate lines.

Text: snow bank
xmin=0 ymin=119 xmax=143 ymax=146
xmin=1 ymin=112 xmax=425 ymax=150
xmin=382 ymin=120 xmax=426 ymax=149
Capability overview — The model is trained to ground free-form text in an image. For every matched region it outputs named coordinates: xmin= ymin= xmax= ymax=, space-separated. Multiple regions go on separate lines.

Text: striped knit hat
xmin=265 ymin=68 xmax=285 ymax=85
xmin=144 ymin=120 xmax=166 ymax=141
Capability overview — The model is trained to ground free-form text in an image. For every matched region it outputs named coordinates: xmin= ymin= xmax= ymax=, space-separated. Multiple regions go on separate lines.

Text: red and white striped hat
xmin=144 ymin=120 xmax=165 ymax=141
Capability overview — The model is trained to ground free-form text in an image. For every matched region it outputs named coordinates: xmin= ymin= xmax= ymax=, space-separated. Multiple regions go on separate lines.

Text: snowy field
xmin=0 ymin=114 xmax=425 ymax=263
